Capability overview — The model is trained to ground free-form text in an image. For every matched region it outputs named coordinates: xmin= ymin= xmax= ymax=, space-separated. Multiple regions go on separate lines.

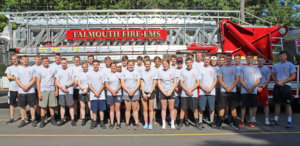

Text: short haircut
xmin=122 ymin=55 xmax=129 ymax=61
xmin=196 ymin=52 xmax=203 ymax=55
xmin=257 ymin=55 xmax=265 ymax=60
xmin=219 ymin=55 xmax=225 ymax=59
xmin=234 ymin=54 xmax=241 ymax=58
xmin=105 ymin=56 xmax=111 ymax=60
xmin=185 ymin=58 xmax=193 ymax=63
xmin=92 ymin=60 xmax=100 ymax=64
xmin=162 ymin=58 xmax=170 ymax=65
xmin=61 ymin=58 xmax=67 ymax=61
xmin=279 ymin=50 xmax=287 ymax=55
xmin=171 ymin=55 xmax=177 ymax=59
xmin=10 ymin=54 xmax=18 ymax=59
xmin=82 ymin=62 xmax=88 ymax=66
xmin=144 ymin=59 xmax=151 ymax=64
xmin=246 ymin=52 xmax=254 ymax=57
xmin=137 ymin=56 xmax=143 ymax=60
xmin=187 ymin=52 xmax=194 ymax=58
xmin=21 ymin=55 xmax=29 ymax=59
xmin=74 ymin=55 xmax=80 ymax=59
xmin=110 ymin=61 xmax=118 ymax=67
xmin=144 ymin=56 xmax=150 ymax=60
xmin=127 ymin=60 xmax=135 ymax=65
xmin=204 ymin=54 xmax=211 ymax=59
xmin=226 ymin=53 xmax=232 ymax=57
xmin=154 ymin=56 xmax=161 ymax=61
xmin=55 ymin=53 xmax=61 ymax=57
xmin=42 ymin=56 xmax=48 ymax=60
xmin=88 ymin=55 xmax=94 ymax=58
xmin=34 ymin=55 xmax=41 ymax=59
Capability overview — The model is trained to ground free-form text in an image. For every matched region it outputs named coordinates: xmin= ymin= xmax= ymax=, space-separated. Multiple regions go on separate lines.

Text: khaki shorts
xmin=39 ymin=91 xmax=57 ymax=108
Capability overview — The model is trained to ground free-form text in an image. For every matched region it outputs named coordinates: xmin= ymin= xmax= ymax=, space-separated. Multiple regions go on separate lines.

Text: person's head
xmin=257 ymin=55 xmax=265 ymax=67
xmin=61 ymin=58 xmax=68 ymax=69
xmin=137 ymin=56 xmax=143 ymax=66
xmin=204 ymin=54 xmax=211 ymax=66
xmin=88 ymin=55 xmax=94 ymax=65
xmin=279 ymin=50 xmax=288 ymax=62
xmin=218 ymin=55 xmax=225 ymax=66
xmin=104 ymin=56 xmax=111 ymax=67
xmin=92 ymin=60 xmax=100 ymax=71
xmin=110 ymin=61 xmax=117 ymax=73
xmin=34 ymin=55 xmax=41 ymax=66
xmin=144 ymin=59 xmax=151 ymax=71
xmin=127 ymin=60 xmax=135 ymax=71
xmin=186 ymin=53 xmax=194 ymax=60
xmin=162 ymin=59 xmax=170 ymax=70
xmin=196 ymin=52 xmax=203 ymax=62
xmin=234 ymin=54 xmax=241 ymax=65
xmin=117 ymin=63 xmax=122 ymax=72
xmin=210 ymin=55 xmax=218 ymax=66
xmin=122 ymin=55 xmax=128 ymax=67
xmin=41 ymin=56 xmax=49 ymax=67
xmin=144 ymin=56 xmax=150 ymax=62
xmin=246 ymin=52 xmax=254 ymax=65
xmin=21 ymin=55 xmax=29 ymax=66
xmin=225 ymin=54 xmax=233 ymax=66
xmin=10 ymin=54 xmax=19 ymax=65
xmin=171 ymin=55 xmax=177 ymax=65
xmin=73 ymin=56 xmax=81 ymax=66
xmin=185 ymin=58 xmax=193 ymax=70
xmin=176 ymin=57 xmax=183 ymax=69
xmin=154 ymin=56 xmax=161 ymax=67
xmin=81 ymin=62 xmax=88 ymax=72
xmin=54 ymin=53 xmax=61 ymax=64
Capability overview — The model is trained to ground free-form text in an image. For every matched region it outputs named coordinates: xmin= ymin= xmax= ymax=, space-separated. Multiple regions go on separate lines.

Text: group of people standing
xmin=4 ymin=50 xmax=296 ymax=130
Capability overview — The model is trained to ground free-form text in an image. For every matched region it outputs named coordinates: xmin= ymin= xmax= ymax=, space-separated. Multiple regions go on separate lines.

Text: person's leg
xmin=9 ymin=105 xmax=15 ymax=119
xmin=30 ymin=105 xmax=36 ymax=121
xmin=60 ymin=105 xmax=65 ymax=120
xmin=20 ymin=106 xmax=26 ymax=121
xmin=115 ymin=102 xmax=121 ymax=124
xmin=168 ymin=99 xmax=175 ymax=128
xmin=132 ymin=101 xmax=139 ymax=124
xmin=199 ymin=96 xmax=207 ymax=123
xmin=240 ymin=107 xmax=246 ymax=123
xmin=274 ymin=103 xmax=281 ymax=120
xmin=109 ymin=104 xmax=115 ymax=124
xmin=161 ymin=99 xmax=167 ymax=128
xmin=80 ymin=101 xmax=86 ymax=120
xmin=124 ymin=100 xmax=132 ymax=124
xmin=149 ymin=99 xmax=154 ymax=127
xmin=69 ymin=105 xmax=75 ymax=120
xmin=141 ymin=98 xmax=148 ymax=126
xmin=286 ymin=104 xmax=292 ymax=120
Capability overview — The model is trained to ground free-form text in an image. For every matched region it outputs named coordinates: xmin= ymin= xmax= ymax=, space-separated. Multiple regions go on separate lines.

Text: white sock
xmin=288 ymin=116 xmax=292 ymax=122
xmin=224 ymin=115 xmax=228 ymax=119
xmin=199 ymin=116 xmax=203 ymax=123
xmin=162 ymin=120 xmax=166 ymax=125
xmin=265 ymin=117 xmax=269 ymax=121
xmin=171 ymin=120 xmax=174 ymax=125
xmin=210 ymin=115 xmax=214 ymax=123
xmin=274 ymin=116 xmax=279 ymax=121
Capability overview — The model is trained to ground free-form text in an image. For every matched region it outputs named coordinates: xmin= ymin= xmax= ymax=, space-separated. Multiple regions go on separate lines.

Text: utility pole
xmin=240 ymin=0 xmax=246 ymax=22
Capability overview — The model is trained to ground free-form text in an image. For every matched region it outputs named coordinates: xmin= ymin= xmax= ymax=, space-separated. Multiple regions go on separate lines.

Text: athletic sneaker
xmin=31 ymin=120 xmax=37 ymax=127
xmin=57 ymin=119 xmax=65 ymax=126
xmin=81 ymin=119 xmax=87 ymax=126
xmin=18 ymin=120 xmax=26 ymax=128
xmin=252 ymin=117 xmax=256 ymax=123
xmin=171 ymin=124 xmax=176 ymax=129
xmin=162 ymin=124 xmax=166 ymax=129
xmin=224 ymin=117 xmax=229 ymax=125
xmin=90 ymin=120 xmax=97 ymax=129
xmin=210 ymin=122 xmax=217 ymax=129
xmin=125 ymin=124 xmax=130 ymax=130
xmin=6 ymin=118 xmax=14 ymax=124
xmin=198 ymin=122 xmax=205 ymax=130
xmin=265 ymin=119 xmax=270 ymax=126
xmin=109 ymin=124 xmax=114 ymax=129
xmin=286 ymin=122 xmax=293 ymax=128
xmin=239 ymin=122 xmax=245 ymax=128
xmin=184 ymin=120 xmax=190 ymax=127
xmin=216 ymin=118 xmax=223 ymax=129
xmin=177 ymin=121 xmax=183 ymax=130
xmin=100 ymin=122 xmax=106 ymax=129
xmin=248 ymin=122 xmax=255 ymax=128
xmin=270 ymin=120 xmax=280 ymax=126
xmin=50 ymin=116 xmax=58 ymax=126
xmin=148 ymin=124 xmax=153 ymax=130
xmin=40 ymin=120 xmax=45 ymax=128
xmin=133 ymin=123 xmax=139 ymax=130
xmin=71 ymin=120 xmax=76 ymax=126
xmin=231 ymin=118 xmax=240 ymax=129
xmin=143 ymin=124 xmax=148 ymax=129
xmin=116 ymin=124 xmax=121 ymax=129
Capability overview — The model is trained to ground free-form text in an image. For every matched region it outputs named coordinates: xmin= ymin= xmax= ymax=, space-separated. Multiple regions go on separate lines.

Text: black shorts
xmin=144 ymin=90 xmax=156 ymax=100
xmin=273 ymin=85 xmax=293 ymax=104
xmin=18 ymin=93 xmax=37 ymax=107
xmin=8 ymin=91 xmax=18 ymax=105
xmin=73 ymin=89 xmax=79 ymax=100
xmin=78 ymin=94 xmax=90 ymax=102
xmin=181 ymin=97 xmax=198 ymax=110
xmin=215 ymin=87 xmax=221 ymax=103
xmin=241 ymin=94 xmax=257 ymax=107
xmin=159 ymin=91 xmax=175 ymax=100
xmin=219 ymin=92 xmax=239 ymax=108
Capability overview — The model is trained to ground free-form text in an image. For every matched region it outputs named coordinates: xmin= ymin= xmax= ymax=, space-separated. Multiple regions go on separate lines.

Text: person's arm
xmin=240 ymin=76 xmax=249 ymax=90
xmin=229 ymin=76 xmax=239 ymax=91
xmin=26 ymin=77 xmax=36 ymax=90
xmin=36 ymin=77 xmax=42 ymax=99
xmin=121 ymin=79 xmax=130 ymax=93
xmin=88 ymin=84 xmax=98 ymax=97
xmin=65 ymin=77 xmax=75 ymax=88
xmin=208 ymin=77 xmax=218 ymax=92
xmin=168 ymin=78 xmax=177 ymax=95
xmin=132 ymin=79 xmax=141 ymax=93
xmin=218 ymin=76 xmax=228 ymax=89
xmin=250 ymin=78 xmax=260 ymax=92
xmin=105 ymin=82 xmax=114 ymax=94
xmin=191 ymin=79 xmax=200 ymax=92
xmin=280 ymin=73 xmax=296 ymax=85
xmin=140 ymin=79 xmax=145 ymax=94
xmin=15 ymin=77 xmax=25 ymax=91
xmin=180 ymin=80 xmax=189 ymax=93
xmin=149 ymin=79 xmax=157 ymax=94
xmin=97 ymin=83 xmax=105 ymax=96
xmin=55 ymin=77 xmax=67 ymax=92
xmin=157 ymin=79 xmax=168 ymax=95
xmin=6 ymin=73 xmax=16 ymax=80
xmin=262 ymin=76 xmax=271 ymax=88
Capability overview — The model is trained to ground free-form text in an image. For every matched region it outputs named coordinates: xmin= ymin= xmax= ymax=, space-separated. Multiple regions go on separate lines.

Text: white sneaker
xmin=252 ymin=117 xmax=256 ymax=123
xmin=265 ymin=119 xmax=270 ymax=125
xmin=171 ymin=124 xmax=175 ymax=129
xmin=162 ymin=124 xmax=166 ymax=129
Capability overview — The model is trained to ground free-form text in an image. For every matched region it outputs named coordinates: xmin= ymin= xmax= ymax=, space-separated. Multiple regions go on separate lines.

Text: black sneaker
xmin=270 ymin=120 xmax=279 ymax=126
xmin=231 ymin=118 xmax=240 ymax=129
xmin=217 ymin=118 xmax=223 ymax=129
xmin=57 ymin=120 xmax=65 ymax=126
xmin=177 ymin=121 xmax=183 ymax=130
xmin=210 ymin=122 xmax=217 ymax=129
xmin=224 ymin=118 xmax=229 ymax=125
xmin=6 ymin=118 xmax=14 ymax=124
xmin=184 ymin=120 xmax=190 ymax=127
xmin=18 ymin=120 xmax=26 ymax=128
xmin=81 ymin=119 xmax=87 ymax=126
xmin=195 ymin=122 xmax=201 ymax=130
xmin=198 ymin=122 xmax=205 ymax=130
xmin=90 ymin=120 xmax=97 ymax=129
xmin=40 ymin=121 xmax=45 ymax=128
xmin=125 ymin=124 xmax=130 ymax=130
xmin=116 ymin=124 xmax=121 ymax=129
xmin=31 ymin=120 xmax=37 ymax=127
xmin=50 ymin=116 xmax=58 ymax=126
xmin=109 ymin=124 xmax=114 ymax=129
xmin=100 ymin=123 xmax=106 ymax=129
xmin=71 ymin=120 xmax=76 ymax=126
xmin=286 ymin=122 xmax=293 ymax=128
xmin=133 ymin=123 xmax=139 ymax=130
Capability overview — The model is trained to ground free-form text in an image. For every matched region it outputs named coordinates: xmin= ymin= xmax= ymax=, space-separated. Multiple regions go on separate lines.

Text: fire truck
xmin=0 ymin=10 xmax=298 ymax=99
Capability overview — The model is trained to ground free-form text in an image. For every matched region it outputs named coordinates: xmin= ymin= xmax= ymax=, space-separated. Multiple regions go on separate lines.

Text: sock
xmin=179 ymin=119 xmax=183 ymax=124
xmin=265 ymin=117 xmax=269 ymax=121
xmin=210 ymin=115 xmax=214 ymax=123
xmin=224 ymin=115 xmax=228 ymax=119
xmin=145 ymin=120 xmax=148 ymax=125
xmin=288 ymin=116 xmax=292 ymax=122
xmin=171 ymin=120 xmax=174 ymax=125
xmin=274 ymin=116 xmax=279 ymax=121
xmin=55 ymin=111 xmax=58 ymax=115
xmin=149 ymin=121 xmax=152 ymax=125
xmin=199 ymin=116 xmax=203 ymax=123
xmin=162 ymin=120 xmax=166 ymax=125
xmin=61 ymin=118 xmax=64 ymax=122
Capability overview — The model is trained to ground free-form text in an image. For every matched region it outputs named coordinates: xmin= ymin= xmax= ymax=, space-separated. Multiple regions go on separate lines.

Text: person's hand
xmin=276 ymin=81 xmax=284 ymax=86
xmin=95 ymin=92 xmax=100 ymax=98
xmin=187 ymin=90 xmax=193 ymax=96
xmin=82 ymin=88 xmax=88 ymax=94
xmin=257 ymin=87 xmax=263 ymax=93
xmin=147 ymin=93 xmax=151 ymax=98
xmin=55 ymin=90 xmax=59 ymax=96
xmin=112 ymin=90 xmax=117 ymax=96
xmin=38 ymin=93 xmax=43 ymax=100
xmin=247 ymin=88 xmax=253 ymax=94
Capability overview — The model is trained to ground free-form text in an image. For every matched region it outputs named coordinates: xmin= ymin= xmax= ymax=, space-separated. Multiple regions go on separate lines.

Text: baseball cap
xmin=176 ymin=57 xmax=183 ymax=63
xmin=211 ymin=55 xmax=217 ymax=60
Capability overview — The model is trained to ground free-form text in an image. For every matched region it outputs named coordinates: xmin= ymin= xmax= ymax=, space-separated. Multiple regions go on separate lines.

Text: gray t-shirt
xmin=240 ymin=65 xmax=262 ymax=94
xmin=71 ymin=65 xmax=83 ymax=89
xmin=174 ymin=68 xmax=183 ymax=97
xmin=158 ymin=69 xmax=175 ymax=93
xmin=55 ymin=67 xmax=75 ymax=95
xmin=106 ymin=71 xmax=122 ymax=96
xmin=121 ymin=69 xmax=141 ymax=97
xmin=193 ymin=61 xmax=204 ymax=73
xmin=141 ymin=69 xmax=157 ymax=93
xmin=272 ymin=61 xmax=296 ymax=86
xmin=15 ymin=66 xmax=36 ymax=94
xmin=199 ymin=66 xmax=217 ymax=95
xmin=87 ymin=70 xmax=106 ymax=100
xmin=218 ymin=65 xmax=240 ymax=92
xmin=77 ymin=71 xmax=89 ymax=94
xmin=50 ymin=62 xmax=61 ymax=72
xmin=179 ymin=68 xmax=199 ymax=97
xmin=36 ymin=66 xmax=56 ymax=92
xmin=135 ymin=64 xmax=145 ymax=74
xmin=32 ymin=65 xmax=42 ymax=89
xmin=5 ymin=65 xmax=19 ymax=91
xmin=101 ymin=66 xmax=111 ymax=75
xmin=258 ymin=65 xmax=271 ymax=87
xmin=236 ymin=65 xmax=245 ymax=87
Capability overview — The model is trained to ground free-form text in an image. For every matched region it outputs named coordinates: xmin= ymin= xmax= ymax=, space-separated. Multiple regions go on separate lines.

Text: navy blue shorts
xmin=241 ymin=94 xmax=257 ymax=107
xmin=199 ymin=95 xmax=215 ymax=111
xmin=174 ymin=96 xmax=181 ymax=108
xmin=107 ymin=95 xmax=122 ymax=105
xmin=90 ymin=100 xmax=106 ymax=112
